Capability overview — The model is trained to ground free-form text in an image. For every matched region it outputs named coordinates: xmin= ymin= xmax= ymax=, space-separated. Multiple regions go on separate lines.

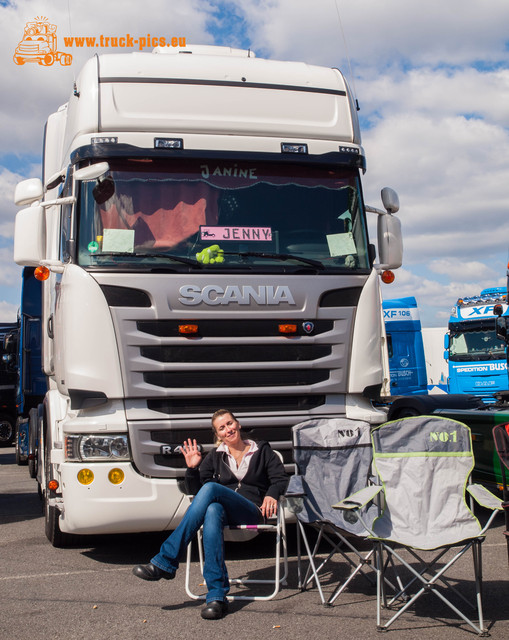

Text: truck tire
xmin=43 ymin=427 xmax=74 ymax=548
xmin=15 ymin=418 xmax=28 ymax=464
xmin=0 ymin=414 xmax=15 ymax=447
xmin=28 ymin=408 xmax=39 ymax=479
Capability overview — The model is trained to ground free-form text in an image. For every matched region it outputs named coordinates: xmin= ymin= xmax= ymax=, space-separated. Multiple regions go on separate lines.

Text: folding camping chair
xmin=286 ymin=418 xmax=381 ymax=606
xmin=334 ymin=416 xmax=503 ymax=635
xmin=184 ymin=452 xmax=288 ymax=602
xmin=492 ymin=423 xmax=509 ymax=564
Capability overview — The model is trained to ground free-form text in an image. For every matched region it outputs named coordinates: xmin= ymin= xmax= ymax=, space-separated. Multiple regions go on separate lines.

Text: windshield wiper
xmin=99 ymin=252 xmax=202 ymax=267
xmin=226 ymin=251 xmax=325 ymax=270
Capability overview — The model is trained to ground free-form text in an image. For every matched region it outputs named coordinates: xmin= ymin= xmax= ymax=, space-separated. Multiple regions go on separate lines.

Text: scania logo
xmin=302 ymin=321 xmax=314 ymax=334
xmin=178 ymin=284 xmax=296 ymax=306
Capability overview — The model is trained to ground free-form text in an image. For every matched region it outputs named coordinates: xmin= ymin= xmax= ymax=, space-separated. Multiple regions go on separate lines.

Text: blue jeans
xmin=151 ymin=483 xmax=261 ymax=602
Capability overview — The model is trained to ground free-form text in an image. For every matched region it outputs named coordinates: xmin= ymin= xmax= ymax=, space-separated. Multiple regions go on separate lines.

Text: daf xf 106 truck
xmin=13 ymin=46 xmax=403 ymax=546
xmin=446 ymin=288 xmax=508 ymax=401
xmin=383 ymin=296 xmax=427 ymax=396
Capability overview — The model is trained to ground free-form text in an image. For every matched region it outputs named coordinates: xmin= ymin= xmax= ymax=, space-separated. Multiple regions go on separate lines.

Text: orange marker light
xmin=278 ymin=323 xmax=297 ymax=334
xmin=381 ymin=270 xmax=395 ymax=284
xmin=34 ymin=266 xmax=50 ymax=281
xmin=178 ymin=324 xmax=198 ymax=335
xmin=48 ymin=479 xmax=59 ymax=491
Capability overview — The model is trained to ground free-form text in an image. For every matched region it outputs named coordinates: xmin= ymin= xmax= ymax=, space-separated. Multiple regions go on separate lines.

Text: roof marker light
xmin=91 ymin=136 xmax=118 ymax=144
xmin=281 ymin=143 xmax=308 ymax=154
xmin=154 ymin=138 xmax=184 ymax=149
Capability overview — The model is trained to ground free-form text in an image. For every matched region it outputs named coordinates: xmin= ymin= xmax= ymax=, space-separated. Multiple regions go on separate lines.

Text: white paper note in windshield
xmin=102 ymin=229 xmax=135 ymax=253
xmin=326 ymin=232 xmax=357 ymax=257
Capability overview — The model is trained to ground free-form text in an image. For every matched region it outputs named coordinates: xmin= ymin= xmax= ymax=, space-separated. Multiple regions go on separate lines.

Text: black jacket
xmin=185 ymin=440 xmax=288 ymax=507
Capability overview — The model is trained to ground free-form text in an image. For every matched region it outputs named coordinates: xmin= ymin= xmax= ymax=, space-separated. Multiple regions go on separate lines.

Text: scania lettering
xmin=445 ymin=288 xmax=508 ymax=401
xmin=13 ymin=45 xmax=403 ymax=546
xmin=178 ymin=284 xmax=296 ymax=306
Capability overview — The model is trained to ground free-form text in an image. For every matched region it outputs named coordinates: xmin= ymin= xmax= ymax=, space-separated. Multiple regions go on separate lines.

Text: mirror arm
xmin=40 ymin=260 xmax=65 ymax=274
xmin=365 ymin=205 xmax=388 ymax=216
xmin=41 ymin=196 xmax=76 ymax=208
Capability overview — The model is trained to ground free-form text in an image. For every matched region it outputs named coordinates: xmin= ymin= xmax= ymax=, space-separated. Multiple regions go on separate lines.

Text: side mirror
xmin=377 ymin=213 xmax=402 ymax=269
xmin=14 ymin=205 xmax=46 ymax=265
xmin=381 ymin=187 xmax=399 ymax=214
xmin=496 ymin=316 xmax=509 ymax=341
xmin=74 ymin=162 xmax=110 ymax=182
xmin=74 ymin=162 xmax=114 ymax=205
xmin=443 ymin=334 xmax=450 ymax=361
xmin=14 ymin=178 xmax=44 ymax=206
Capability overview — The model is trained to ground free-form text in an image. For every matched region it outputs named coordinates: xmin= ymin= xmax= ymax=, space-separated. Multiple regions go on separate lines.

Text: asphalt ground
xmin=1 ymin=445 xmax=508 ymax=640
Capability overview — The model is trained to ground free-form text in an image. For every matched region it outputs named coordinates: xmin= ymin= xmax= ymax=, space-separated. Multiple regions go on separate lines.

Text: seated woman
xmin=133 ymin=409 xmax=288 ymax=620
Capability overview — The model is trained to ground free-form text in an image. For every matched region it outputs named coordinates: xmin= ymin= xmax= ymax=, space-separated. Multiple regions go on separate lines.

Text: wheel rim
xmin=0 ymin=420 xmax=13 ymax=442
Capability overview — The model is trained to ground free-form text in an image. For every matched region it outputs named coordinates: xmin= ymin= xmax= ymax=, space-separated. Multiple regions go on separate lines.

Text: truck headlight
xmin=65 ymin=434 xmax=130 ymax=462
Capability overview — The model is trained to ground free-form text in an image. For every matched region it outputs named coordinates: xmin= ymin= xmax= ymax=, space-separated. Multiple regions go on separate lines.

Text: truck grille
xmin=144 ymin=369 xmax=329 ymax=388
xmin=147 ymin=394 xmax=325 ymax=415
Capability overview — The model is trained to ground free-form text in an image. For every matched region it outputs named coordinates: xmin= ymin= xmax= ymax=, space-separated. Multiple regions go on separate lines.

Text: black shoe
xmin=201 ymin=600 xmax=228 ymax=620
xmin=132 ymin=562 xmax=175 ymax=581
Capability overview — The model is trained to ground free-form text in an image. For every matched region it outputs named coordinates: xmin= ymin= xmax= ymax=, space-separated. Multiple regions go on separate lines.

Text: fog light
xmin=77 ymin=469 xmax=94 ymax=485
xmin=108 ymin=468 xmax=125 ymax=485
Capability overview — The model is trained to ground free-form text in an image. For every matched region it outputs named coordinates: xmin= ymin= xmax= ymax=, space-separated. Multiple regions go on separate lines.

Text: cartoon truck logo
xmin=13 ymin=16 xmax=72 ymax=66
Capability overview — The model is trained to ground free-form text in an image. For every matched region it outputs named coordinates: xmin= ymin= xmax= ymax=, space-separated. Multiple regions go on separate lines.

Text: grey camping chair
xmin=286 ymin=418 xmax=380 ymax=605
xmin=334 ymin=416 xmax=503 ymax=635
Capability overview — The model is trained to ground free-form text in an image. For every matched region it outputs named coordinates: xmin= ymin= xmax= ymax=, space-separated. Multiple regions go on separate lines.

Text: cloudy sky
xmin=1 ymin=0 xmax=508 ymax=327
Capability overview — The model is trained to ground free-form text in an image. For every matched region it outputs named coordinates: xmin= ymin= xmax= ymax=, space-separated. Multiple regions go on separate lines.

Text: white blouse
xmin=216 ymin=439 xmax=259 ymax=480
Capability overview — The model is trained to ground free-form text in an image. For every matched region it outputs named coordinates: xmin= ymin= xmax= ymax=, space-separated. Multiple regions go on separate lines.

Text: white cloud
xmin=428 ymin=259 xmax=498 ymax=281
xmin=0 ymin=167 xmax=22 ymax=237
xmin=0 ymin=300 xmax=19 ymax=322
xmin=238 ymin=0 xmax=509 ymax=69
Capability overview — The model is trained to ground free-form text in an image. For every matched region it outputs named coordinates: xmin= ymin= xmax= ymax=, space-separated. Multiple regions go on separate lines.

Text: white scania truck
xmin=13 ymin=45 xmax=403 ymax=546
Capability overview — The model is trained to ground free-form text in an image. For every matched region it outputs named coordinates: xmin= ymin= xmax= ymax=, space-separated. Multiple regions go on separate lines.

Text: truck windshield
xmin=449 ymin=328 xmax=506 ymax=361
xmin=76 ymin=157 xmax=370 ymax=272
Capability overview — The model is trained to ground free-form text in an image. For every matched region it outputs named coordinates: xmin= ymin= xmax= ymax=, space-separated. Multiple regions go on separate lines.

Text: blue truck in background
xmin=445 ymin=287 xmax=508 ymax=402
xmin=383 ymin=296 xmax=428 ymax=396
xmin=0 ymin=321 xmax=19 ymax=446
xmin=13 ymin=267 xmax=47 ymax=473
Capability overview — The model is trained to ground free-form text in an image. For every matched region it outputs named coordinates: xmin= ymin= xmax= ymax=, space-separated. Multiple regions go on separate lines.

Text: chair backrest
xmin=292 ymin=418 xmax=375 ymax=535
xmin=371 ymin=416 xmax=482 ymax=549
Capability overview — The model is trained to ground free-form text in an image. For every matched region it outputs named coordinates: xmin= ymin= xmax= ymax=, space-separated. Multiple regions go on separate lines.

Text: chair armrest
xmin=466 ymin=483 xmax=503 ymax=511
xmin=285 ymin=474 xmax=306 ymax=498
xmin=332 ymin=484 xmax=383 ymax=511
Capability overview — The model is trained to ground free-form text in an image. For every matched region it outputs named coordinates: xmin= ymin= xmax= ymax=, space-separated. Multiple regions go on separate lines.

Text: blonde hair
xmin=211 ymin=409 xmax=238 ymax=446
